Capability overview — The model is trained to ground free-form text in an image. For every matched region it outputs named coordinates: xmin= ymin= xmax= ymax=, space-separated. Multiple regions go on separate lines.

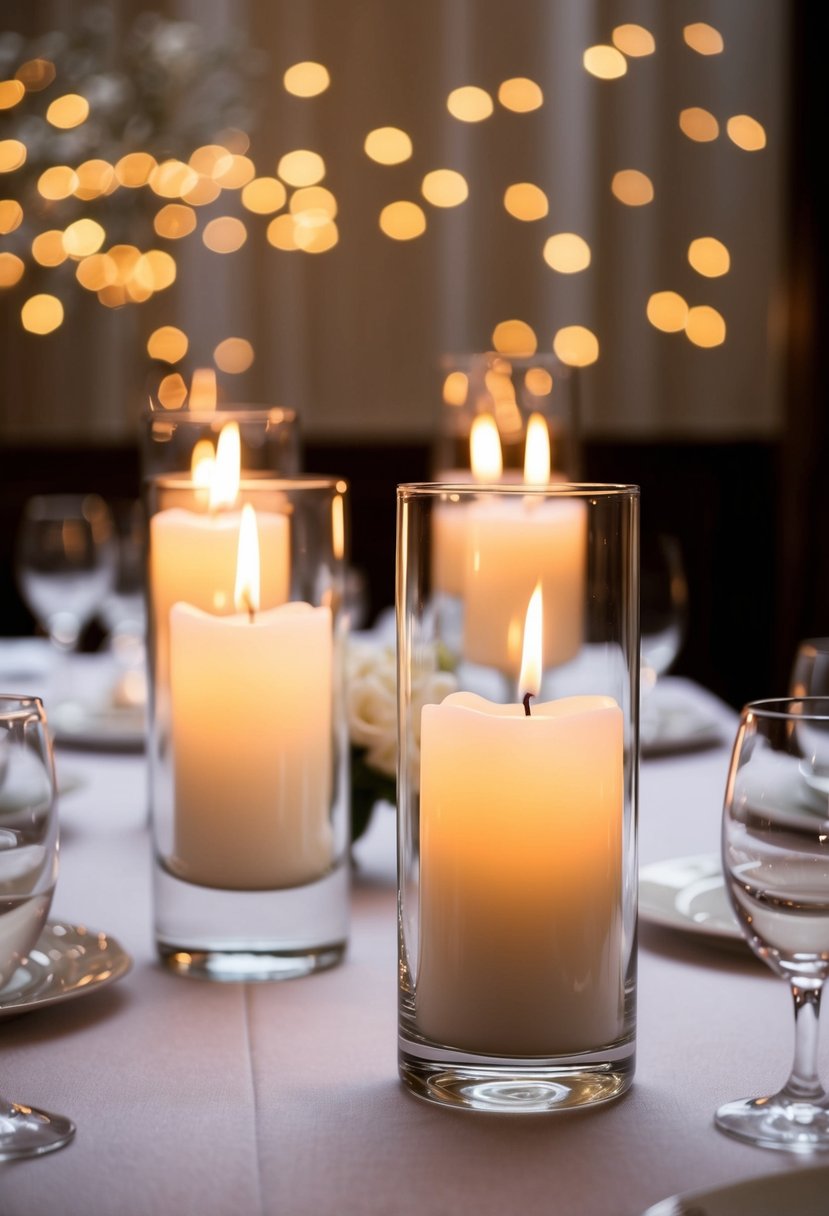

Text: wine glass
xmin=640 ymin=533 xmax=688 ymax=687
xmin=0 ymin=695 xmax=75 ymax=1159
xmin=716 ymin=696 xmax=829 ymax=1151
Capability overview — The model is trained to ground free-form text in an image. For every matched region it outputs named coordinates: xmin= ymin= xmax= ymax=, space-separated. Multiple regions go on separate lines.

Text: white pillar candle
xmin=417 ymin=689 xmax=624 ymax=1056
xmin=169 ymin=600 xmax=334 ymax=890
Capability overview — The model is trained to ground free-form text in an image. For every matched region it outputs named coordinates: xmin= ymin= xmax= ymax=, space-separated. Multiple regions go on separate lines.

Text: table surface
xmin=1 ymin=667 xmax=820 ymax=1216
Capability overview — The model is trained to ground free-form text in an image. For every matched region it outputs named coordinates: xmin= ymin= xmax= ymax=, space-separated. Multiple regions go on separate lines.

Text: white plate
xmin=51 ymin=701 xmax=145 ymax=752
xmin=641 ymin=1164 xmax=829 ymax=1215
xmin=640 ymin=697 xmax=725 ymax=757
xmin=0 ymin=921 xmax=132 ymax=1019
xmin=639 ymin=853 xmax=743 ymax=945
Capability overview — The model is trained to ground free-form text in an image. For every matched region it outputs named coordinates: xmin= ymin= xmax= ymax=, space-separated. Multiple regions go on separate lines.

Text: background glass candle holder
xmin=397 ymin=482 xmax=639 ymax=1113
xmin=435 ymin=352 xmax=581 ymax=479
xmin=142 ymin=406 xmax=300 ymax=483
xmin=146 ymin=474 xmax=350 ymax=981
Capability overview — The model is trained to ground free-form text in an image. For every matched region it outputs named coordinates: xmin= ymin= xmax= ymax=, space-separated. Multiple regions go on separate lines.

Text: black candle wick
xmin=523 ymin=692 xmax=534 ymax=717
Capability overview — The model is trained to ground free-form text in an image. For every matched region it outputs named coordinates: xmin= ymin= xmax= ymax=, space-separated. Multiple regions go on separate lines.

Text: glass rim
xmin=152 ymin=472 xmax=348 ymax=493
xmin=744 ymin=696 xmax=829 ymax=722
xmin=397 ymin=481 xmax=639 ymax=499
xmin=143 ymin=405 xmax=298 ymax=425
xmin=0 ymin=693 xmax=45 ymax=719
xmin=797 ymin=638 xmax=829 ymax=653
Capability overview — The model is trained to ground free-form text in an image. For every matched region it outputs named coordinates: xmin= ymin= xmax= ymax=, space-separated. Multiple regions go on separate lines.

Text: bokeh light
xmin=242 ymin=177 xmax=287 ymax=214
xmin=38 ymin=166 xmax=78 ymax=200
xmin=525 ymin=367 xmax=553 ymax=396
xmin=277 ymin=150 xmax=325 ymax=186
xmin=148 ymin=326 xmax=189 ymax=363
xmin=213 ymin=154 xmax=256 ymax=189
xmin=447 ymin=86 xmax=493 ymax=122
xmin=0 ymin=251 xmax=25 ymax=287
xmin=583 ymin=46 xmax=627 ymax=79
xmin=21 ymin=293 xmax=64 ymax=334
xmin=214 ymin=337 xmax=255 ymax=373
xmin=294 ymin=219 xmax=339 ymax=253
xmin=266 ymin=215 xmax=298 ymax=250
xmin=150 ymin=159 xmax=199 ymax=198
xmin=181 ymin=176 xmax=221 ymax=207
xmin=0 ymin=139 xmax=27 ymax=173
xmin=0 ymin=199 xmax=22 ymax=234
xmin=134 ymin=249 xmax=177 ymax=292
xmin=686 ymin=305 xmax=726 ymax=347
xmin=15 ymin=59 xmax=55 ymax=91
xmin=379 ymin=201 xmax=426 ymax=240
xmin=679 ymin=108 xmax=719 ymax=142
xmin=75 ymin=253 xmax=116 ymax=291
xmin=189 ymin=145 xmax=233 ymax=178
xmin=442 ymin=372 xmax=468 ymax=406
xmin=74 ymin=159 xmax=116 ymax=200
xmin=0 ymin=80 xmax=25 ymax=110
xmin=32 ymin=230 xmax=67 ymax=267
xmin=421 ymin=169 xmax=468 ymax=207
xmin=612 ymin=25 xmax=656 ymax=56
xmin=552 ymin=326 xmax=599 ymax=367
xmin=203 ymin=217 xmax=248 ymax=254
xmin=611 ymin=169 xmax=654 ymax=205
xmin=290 ymin=186 xmax=337 ymax=224
xmin=46 ymin=93 xmax=89 ymax=129
xmin=726 ymin=115 xmax=767 ymax=151
xmin=154 ymin=204 xmax=197 ymax=240
xmin=364 ymin=127 xmax=413 ymax=165
xmin=283 ymin=61 xmax=330 ymax=97
xmin=492 ymin=319 xmax=537 ymax=356
xmin=683 ymin=23 xmax=724 ymax=55
xmin=497 ymin=78 xmax=543 ymax=112
xmin=504 ymin=182 xmax=548 ymax=221
xmin=688 ymin=237 xmax=730 ymax=277
xmin=63 ymin=218 xmax=106 ymax=258
xmin=157 ymin=373 xmax=188 ymax=410
xmin=646 ymin=291 xmax=688 ymax=332
xmin=543 ymin=233 xmax=591 ymax=273
xmin=115 ymin=152 xmax=156 ymax=188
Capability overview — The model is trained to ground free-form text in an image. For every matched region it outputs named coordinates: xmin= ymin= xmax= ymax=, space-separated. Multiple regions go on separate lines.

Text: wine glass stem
xmin=784 ymin=980 xmax=826 ymax=1102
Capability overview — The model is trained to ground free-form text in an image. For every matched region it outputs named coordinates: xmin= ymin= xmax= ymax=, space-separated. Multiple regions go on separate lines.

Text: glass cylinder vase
xmin=142 ymin=406 xmax=300 ymax=484
xmin=397 ymin=483 xmax=639 ymax=1112
xmin=147 ymin=473 xmax=350 ymax=980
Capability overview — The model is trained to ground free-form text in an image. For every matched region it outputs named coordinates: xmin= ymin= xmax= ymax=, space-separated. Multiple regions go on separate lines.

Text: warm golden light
xmin=470 ymin=414 xmax=503 ymax=482
xmin=284 ymin=61 xmax=330 ymax=97
xmin=14 ymin=59 xmax=55 ymax=91
xmin=443 ymin=371 xmax=468 ymax=406
xmin=685 ymin=305 xmax=726 ymax=347
xmin=727 ymin=115 xmax=767 ymax=152
xmin=217 ymin=128 xmax=250 ymax=155
xmin=154 ymin=203 xmax=196 ymax=240
xmin=191 ymin=439 xmax=215 ymax=486
xmin=525 ymin=367 xmax=553 ymax=397
xmin=134 ymin=250 xmax=177 ymax=292
xmin=157 ymin=372 xmax=188 ymax=410
xmin=150 ymin=159 xmax=199 ymax=199
xmin=524 ymin=414 xmax=551 ymax=486
xmin=553 ymin=326 xmax=599 ymax=367
xmin=181 ymin=176 xmax=221 ymax=207
xmin=266 ymin=215 xmax=298 ymax=251
xmin=210 ymin=422 xmax=241 ymax=511
xmin=0 ymin=199 xmax=22 ymax=234
xmin=190 ymin=368 xmax=217 ymax=411
xmin=0 ymin=251 xmax=25 ymax=288
xmin=214 ymin=337 xmax=255 ymax=374
xmin=421 ymin=169 xmax=468 ymax=208
xmin=519 ymin=582 xmax=543 ymax=700
xmin=188 ymin=145 xmax=233 ymax=178
xmin=364 ymin=127 xmax=413 ymax=165
xmin=75 ymin=253 xmax=116 ymax=291
xmin=290 ymin=186 xmax=338 ymax=224
xmin=213 ymin=154 xmax=255 ymax=190
xmin=646 ymin=291 xmax=688 ymax=332
xmin=492 ymin=319 xmax=537 ymax=356
xmin=108 ymin=244 xmax=141 ymax=284
xmin=32 ymin=230 xmax=67 ymax=267
xmin=612 ymin=24 xmax=656 ymax=56
xmin=21 ymin=293 xmax=64 ymax=334
xmin=203 ymin=217 xmax=248 ymax=254
xmin=688 ymin=237 xmax=730 ymax=277
xmin=611 ymin=169 xmax=654 ymax=205
xmin=294 ymin=219 xmax=339 ymax=253
xmin=0 ymin=80 xmax=25 ymax=110
xmin=37 ymin=166 xmax=78 ymax=200
xmin=46 ymin=93 xmax=89 ymax=129
xmin=277 ymin=150 xmax=325 ymax=186
xmin=583 ymin=46 xmax=627 ymax=79
xmin=679 ymin=108 xmax=719 ymax=142
xmin=148 ymin=325 xmax=189 ymax=363
xmin=543 ymin=233 xmax=591 ymax=274
xmin=115 ymin=152 xmax=156 ymax=188
xmin=62 ymin=218 xmax=105 ymax=259
xmin=234 ymin=504 xmax=260 ymax=615
xmin=683 ymin=23 xmax=724 ymax=55
xmin=447 ymin=86 xmax=493 ymax=122
xmin=332 ymin=493 xmax=345 ymax=562
xmin=503 ymin=182 xmax=548 ymax=222
xmin=74 ymin=159 xmax=116 ymax=200
xmin=379 ymin=201 xmax=426 ymax=240
xmin=0 ymin=140 xmax=27 ymax=173
xmin=242 ymin=177 xmax=287 ymax=214
xmin=497 ymin=77 xmax=543 ymax=112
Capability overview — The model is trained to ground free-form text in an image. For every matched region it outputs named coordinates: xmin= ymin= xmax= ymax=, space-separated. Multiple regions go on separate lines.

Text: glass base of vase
xmin=0 ymin=1103 xmax=75 ymax=1161
xmin=399 ymin=1044 xmax=635 ymax=1113
xmin=158 ymin=941 xmax=346 ymax=981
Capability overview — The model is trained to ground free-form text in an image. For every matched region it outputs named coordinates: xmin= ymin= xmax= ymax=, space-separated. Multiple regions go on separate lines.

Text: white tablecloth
xmin=2 ymin=673 xmax=817 ymax=1215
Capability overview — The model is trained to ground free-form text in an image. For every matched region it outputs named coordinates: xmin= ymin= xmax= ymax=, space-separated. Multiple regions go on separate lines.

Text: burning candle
xmin=169 ymin=504 xmax=333 ymax=891
xmin=417 ymin=587 xmax=624 ymax=1055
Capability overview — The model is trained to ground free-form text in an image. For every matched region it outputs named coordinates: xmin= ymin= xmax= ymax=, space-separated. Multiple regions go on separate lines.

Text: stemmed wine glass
xmin=716 ymin=697 xmax=829 ymax=1151
xmin=0 ymin=695 xmax=74 ymax=1159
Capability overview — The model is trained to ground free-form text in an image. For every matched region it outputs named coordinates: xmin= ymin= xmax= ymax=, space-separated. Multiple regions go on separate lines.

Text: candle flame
xmin=234 ymin=503 xmax=260 ymax=616
xmin=470 ymin=414 xmax=503 ymax=482
xmin=519 ymin=582 xmax=543 ymax=699
xmin=209 ymin=422 xmax=241 ymax=511
xmin=190 ymin=367 xmax=217 ymax=410
xmin=523 ymin=413 xmax=551 ymax=485
xmin=191 ymin=438 xmax=216 ymax=487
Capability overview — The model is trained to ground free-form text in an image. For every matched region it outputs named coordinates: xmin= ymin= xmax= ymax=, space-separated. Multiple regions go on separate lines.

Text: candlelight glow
xmin=157 ymin=373 xmax=188 ymax=410
xmin=519 ymin=583 xmax=543 ymax=699
xmin=37 ymin=166 xmax=77 ymax=200
xmin=525 ymin=367 xmax=553 ymax=397
xmin=21 ymin=293 xmax=64 ymax=334
xmin=553 ymin=326 xmax=600 ymax=367
xmin=543 ymin=233 xmax=591 ymax=274
xmin=379 ymin=201 xmax=426 ymax=240
xmin=497 ymin=78 xmax=543 ymax=112
xmin=214 ymin=337 xmax=254 ymax=373
xmin=683 ymin=23 xmax=724 ymax=55
xmin=203 ymin=216 xmax=247 ymax=254
xmin=189 ymin=146 xmax=233 ymax=178
xmin=524 ymin=414 xmax=551 ymax=486
xmin=364 ymin=127 xmax=413 ymax=165
xmin=191 ymin=440 xmax=215 ymax=486
xmin=150 ymin=159 xmax=198 ymax=199
xmin=447 ymin=86 xmax=493 ymax=122
xmin=0 ymin=140 xmax=26 ymax=173
xmin=76 ymin=253 xmax=116 ymax=291
xmin=190 ymin=368 xmax=217 ymax=411
xmin=234 ymin=504 xmax=260 ymax=615
xmin=213 ymin=155 xmax=255 ymax=189
xmin=115 ymin=152 xmax=156 ymax=188
xmin=284 ymin=61 xmax=330 ymax=97
xmin=332 ymin=492 xmax=345 ymax=561
xmin=504 ymin=182 xmax=548 ymax=222
xmin=46 ymin=93 xmax=89 ymax=129
xmin=612 ymin=25 xmax=655 ymax=56
xmin=647 ymin=291 xmax=688 ymax=332
xmin=685 ymin=305 xmax=726 ymax=348
xmin=0 ymin=252 xmax=25 ymax=287
xmin=210 ymin=423 xmax=241 ymax=511
xmin=470 ymin=414 xmax=503 ymax=482
xmin=611 ymin=170 xmax=654 ymax=206
xmin=294 ymin=219 xmax=339 ymax=252
xmin=62 ymin=218 xmax=106 ymax=258
xmin=277 ymin=150 xmax=326 ymax=187
xmin=154 ymin=204 xmax=196 ymax=239
xmin=74 ymin=159 xmax=116 ymax=200
xmin=242 ymin=177 xmax=287 ymax=214
xmin=266 ymin=215 xmax=298 ymax=251
xmin=679 ymin=108 xmax=719 ymax=142
xmin=422 ymin=169 xmax=468 ymax=208
xmin=583 ymin=46 xmax=627 ymax=80
xmin=148 ymin=326 xmax=188 ymax=363
xmin=688 ymin=237 xmax=730 ymax=277
xmin=32 ymin=230 xmax=67 ymax=267
xmin=493 ymin=319 xmax=537 ymax=356
xmin=290 ymin=186 xmax=337 ymax=224
xmin=727 ymin=115 xmax=767 ymax=152
xmin=443 ymin=372 xmax=468 ymax=406
xmin=0 ymin=80 xmax=25 ymax=110
xmin=0 ymin=199 xmax=23 ymax=233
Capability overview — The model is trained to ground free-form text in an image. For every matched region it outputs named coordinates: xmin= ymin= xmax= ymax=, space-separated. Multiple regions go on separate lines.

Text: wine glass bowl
xmin=640 ymin=533 xmax=688 ymax=683
xmin=716 ymin=697 xmax=829 ymax=1152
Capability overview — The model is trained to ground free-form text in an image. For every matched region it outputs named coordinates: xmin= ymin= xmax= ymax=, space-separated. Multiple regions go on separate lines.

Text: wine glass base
xmin=0 ymin=1103 xmax=76 ymax=1161
xmin=715 ymin=1094 xmax=829 ymax=1153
